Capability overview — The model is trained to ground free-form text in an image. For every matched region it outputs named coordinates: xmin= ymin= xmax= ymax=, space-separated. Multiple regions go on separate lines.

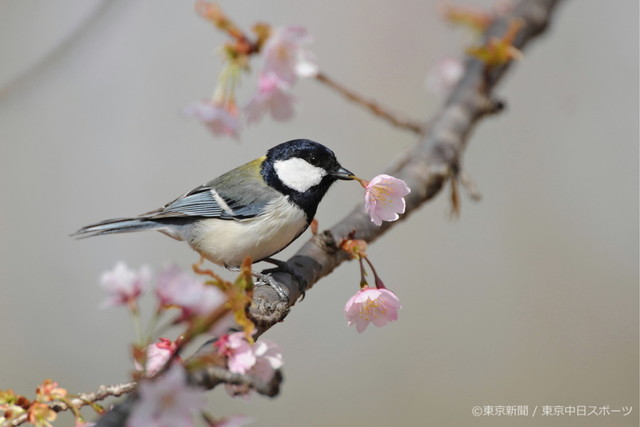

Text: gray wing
xmin=141 ymin=186 xmax=258 ymax=220
xmin=148 ymin=186 xmax=227 ymax=217
xmin=143 ymin=157 xmax=281 ymax=221
xmin=143 ymin=171 xmax=281 ymax=221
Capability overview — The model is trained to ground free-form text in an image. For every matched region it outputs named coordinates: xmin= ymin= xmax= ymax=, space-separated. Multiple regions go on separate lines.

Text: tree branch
xmin=249 ymin=0 xmax=566 ymax=336
xmin=189 ymin=365 xmax=282 ymax=397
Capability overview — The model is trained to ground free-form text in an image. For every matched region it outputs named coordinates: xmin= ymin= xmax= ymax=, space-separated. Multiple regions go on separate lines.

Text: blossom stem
xmin=351 ymin=175 xmax=370 ymax=188
xmin=357 ymin=256 xmax=368 ymax=288
xmin=143 ymin=310 xmax=164 ymax=344
xmin=211 ymin=62 xmax=242 ymax=105
xmin=363 ymin=255 xmax=386 ymax=289
xmin=153 ymin=315 xmax=183 ymax=339
xmin=130 ymin=306 xmax=144 ymax=346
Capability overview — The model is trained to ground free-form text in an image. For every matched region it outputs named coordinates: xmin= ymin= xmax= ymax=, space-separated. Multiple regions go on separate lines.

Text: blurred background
xmin=0 ymin=1 xmax=637 ymax=426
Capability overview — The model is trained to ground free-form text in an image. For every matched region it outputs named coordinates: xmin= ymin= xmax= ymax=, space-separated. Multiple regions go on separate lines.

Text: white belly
xmin=187 ymin=197 xmax=308 ymax=267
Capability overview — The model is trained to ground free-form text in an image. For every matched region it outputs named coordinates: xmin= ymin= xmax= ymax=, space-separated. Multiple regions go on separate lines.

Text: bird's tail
xmin=72 ymin=217 xmax=161 ymax=239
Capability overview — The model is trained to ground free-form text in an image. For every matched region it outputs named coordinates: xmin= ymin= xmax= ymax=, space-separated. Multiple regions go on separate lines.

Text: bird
xmin=73 ymin=139 xmax=355 ymax=275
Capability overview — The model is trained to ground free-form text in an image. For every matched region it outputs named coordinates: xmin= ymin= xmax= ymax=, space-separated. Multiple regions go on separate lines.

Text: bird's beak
xmin=333 ymin=166 xmax=356 ymax=180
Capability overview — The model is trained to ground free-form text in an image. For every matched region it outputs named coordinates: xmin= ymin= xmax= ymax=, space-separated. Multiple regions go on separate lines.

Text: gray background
xmin=0 ymin=1 xmax=637 ymax=426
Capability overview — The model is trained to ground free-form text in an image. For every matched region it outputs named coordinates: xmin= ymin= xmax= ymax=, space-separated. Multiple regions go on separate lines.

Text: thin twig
xmin=8 ymin=382 xmax=136 ymax=427
xmin=315 ymin=71 xmax=425 ymax=135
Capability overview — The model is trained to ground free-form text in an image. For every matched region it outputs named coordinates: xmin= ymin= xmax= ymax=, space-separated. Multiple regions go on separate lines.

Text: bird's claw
xmin=255 ymin=273 xmax=290 ymax=302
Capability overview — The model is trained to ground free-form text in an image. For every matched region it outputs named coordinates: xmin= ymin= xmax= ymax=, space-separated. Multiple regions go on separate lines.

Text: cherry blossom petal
xmin=156 ymin=265 xmax=225 ymax=318
xmin=226 ymin=333 xmax=257 ymax=374
xmin=262 ymin=26 xmax=318 ymax=84
xmin=215 ymin=332 xmax=256 ymax=375
xmin=135 ymin=338 xmax=178 ymax=377
xmin=215 ymin=334 xmax=284 ymax=398
xmin=245 ymin=74 xmax=296 ymax=124
xmin=183 ymin=100 xmax=240 ymax=139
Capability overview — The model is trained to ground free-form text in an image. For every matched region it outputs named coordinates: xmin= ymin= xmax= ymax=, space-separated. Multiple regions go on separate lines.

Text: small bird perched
xmin=74 ymin=139 xmax=355 ymax=275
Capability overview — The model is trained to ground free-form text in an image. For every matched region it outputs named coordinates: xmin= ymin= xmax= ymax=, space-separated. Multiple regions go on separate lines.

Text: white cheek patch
xmin=274 ymin=158 xmax=327 ymax=192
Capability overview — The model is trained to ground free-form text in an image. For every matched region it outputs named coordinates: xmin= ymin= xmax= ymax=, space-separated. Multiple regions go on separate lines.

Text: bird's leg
xmin=261 ymin=257 xmax=307 ymax=300
xmin=263 ymin=257 xmax=288 ymax=270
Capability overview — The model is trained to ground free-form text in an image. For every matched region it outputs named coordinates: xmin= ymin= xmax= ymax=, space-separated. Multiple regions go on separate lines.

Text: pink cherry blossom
xmin=183 ymin=100 xmax=240 ymax=138
xmin=156 ymin=265 xmax=225 ymax=318
xmin=135 ymin=338 xmax=179 ymax=377
xmin=364 ymin=174 xmax=411 ymax=226
xmin=262 ymin=26 xmax=318 ymax=84
xmin=99 ymin=262 xmax=151 ymax=309
xmin=215 ymin=332 xmax=256 ymax=374
xmin=127 ymin=363 xmax=207 ymax=427
xmin=245 ymin=74 xmax=296 ymax=124
xmin=425 ymin=56 xmax=464 ymax=95
xmin=345 ymin=287 xmax=401 ymax=333
xmin=215 ymin=333 xmax=284 ymax=397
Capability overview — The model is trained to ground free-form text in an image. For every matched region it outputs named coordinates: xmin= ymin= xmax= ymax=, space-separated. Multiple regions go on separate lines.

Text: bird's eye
xmin=308 ymin=155 xmax=318 ymax=164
